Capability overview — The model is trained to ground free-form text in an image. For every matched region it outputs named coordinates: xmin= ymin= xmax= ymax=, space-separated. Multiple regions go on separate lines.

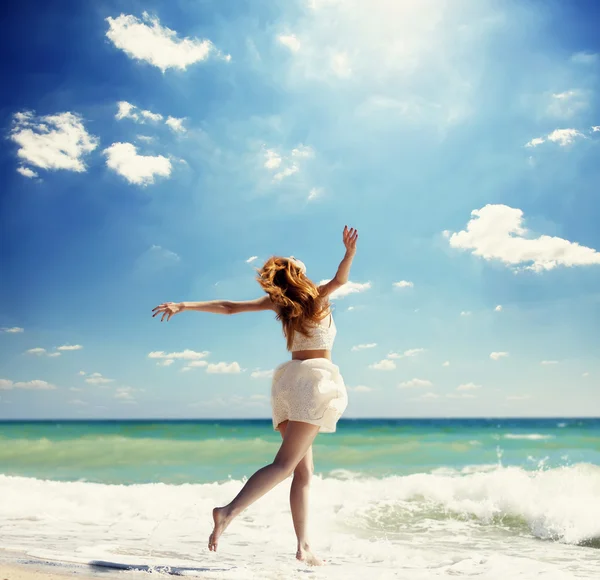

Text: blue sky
xmin=1 ymin=0 xmax=599 ymax=419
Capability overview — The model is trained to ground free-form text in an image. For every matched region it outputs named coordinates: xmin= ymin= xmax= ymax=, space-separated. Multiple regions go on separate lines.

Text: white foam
xmin=1 ymin=465 xmax=599 ymax=578
xmin=504 ymin=433 xmax=555 ymax=440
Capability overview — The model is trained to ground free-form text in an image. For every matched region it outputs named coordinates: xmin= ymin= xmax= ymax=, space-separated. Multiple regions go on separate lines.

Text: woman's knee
xmin=293 ymin=461 xmax=314 ymax=484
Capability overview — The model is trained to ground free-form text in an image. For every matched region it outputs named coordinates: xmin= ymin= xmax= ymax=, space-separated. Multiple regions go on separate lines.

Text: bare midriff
xmin=291 ymin=349 xmax=331 ymax=361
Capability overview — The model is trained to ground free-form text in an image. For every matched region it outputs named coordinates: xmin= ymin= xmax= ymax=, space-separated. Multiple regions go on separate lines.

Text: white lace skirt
xmin=271 ymin=358 xmax=348 ymax=433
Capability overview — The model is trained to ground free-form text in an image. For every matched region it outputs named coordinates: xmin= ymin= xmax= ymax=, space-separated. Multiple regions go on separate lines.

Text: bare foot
xmin=297 ymin=543 xmax=326 ymax=566
xmin=208 ymin=507 xmax=233 ymax=552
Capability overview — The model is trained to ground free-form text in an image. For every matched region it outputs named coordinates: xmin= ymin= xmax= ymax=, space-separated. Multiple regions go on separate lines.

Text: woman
xmin=152 ymin=225 xmax=358 ymax=565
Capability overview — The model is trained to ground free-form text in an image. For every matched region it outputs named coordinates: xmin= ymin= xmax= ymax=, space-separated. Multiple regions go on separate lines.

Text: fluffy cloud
xmin=526 ymin=128 xmax=585 ymax=148
xmin=251 ymin=369 xmax=274 ymax=379
xmin=457 ymin=382 xmax=482 ymax=391
xmin=103 ymin=142 xmax=172 ymax=185
xmin=207 ymin=361 xmax=242 ymax=374
xmin=446 ymin=204 xmax=600 ymax=272
xmin=490 ymin=352 xmax=509 ymax=361
xmin=393 ymin=280 xmax=413 ymax=289
xmin=17 ymin=166 xmax=38 ymax=179
xmin=495 ymin=305 xmax=503 ymax=312
xmin=388 ymin=348 xmax=425 ymax=359
xmin=26 ymin=348 xmax=52 ymax=356
xmin=263 ymin=144 xmax=314 ymax=182
xmin=148 ymin=349 xmax=209 ymax=360
xmin=246 ymin=256 xmax=258 ymax=263
xmin=351 ymin=343 xmax=377 ymax=351
xmin=84 ymin=372 xmax=114 ymax=385
xmin=182 ymin=360 xmax=209 ymax=372
xmin=57 ymin=344 xmax=83 ymax=351
xmin=460 ymin=311 xmax=472 ymax=317
xmin=106 ymin=12 xmax=228 ymax=72
xmin=398 ymin=378 xmax=432 ymax=388
xmin=116 ymin=101 xmax=163 ymax=123
xmin=0 ymin=379 xmax=56 ymax=390
xmin=1 ymin=327 xmax=24 ymax=333
xmin=165 ymin=116 xmax=186 ymax=133
xmin=369 ymin=359 xmax=396 ymax=371
xmin=277 ymin=34 xmax=301 ymax=52
xmin=157 ymin=360 xmax=175 ymax=367
xmin=10 ymin=111 xmax=98 ymax=174
xmin=319 ymin=279 xmax=371 ymax=299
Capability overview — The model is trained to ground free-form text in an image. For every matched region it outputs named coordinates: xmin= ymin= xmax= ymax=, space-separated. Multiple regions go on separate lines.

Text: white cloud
xmin=393 ymin=280 xmax=413 ymax=289
xmin=78 ymin=371 xmax=86 ymax=376
xmin=140 ymin=109 xmax=163 ymax=122
xmin=399 ymin=378 xmax=432 ymax=389
xmin=525 ymin=137 xmax=545 ymax=148
xmin=251 ymin=369 xmax=274 ymax=379
xmin=291 ymin=145 xmax=314 ymax=158
xmin=183 ymin=360 xmax=209 ymax=371
xmin=547 ymin=128 xmax=584 ymax=146
xmin=442 ymin=361 xmax=450 ymax=367
xmin=157 ymin=359 xmax=174 ymax=367
xmin=526 ymin=128 xmax=585 ymax=148
xmin=349 ymin=385 xmax=373 ymax=393
xmin=106 ymin=12 xmax=226 ymax=72
xmin=48 ymin=353 xmax=62 ymax=358
xmin=351 ymin=343 xmax=377 ymax=351
xmin=85 ymin=373 xmax=114 ymax=385
xmin=490 ymin=351 xmax=509 ymax=361
xmin=165 ymin=116 xmax=186 ymax=133
xmin=103 ymin=142 xmax=172 ymax=185
xmin=273 ymin=164 xmax=299 ymax=181
xmin=207 ymin=361 xmax=242 ymax=374
xmin=319 ymin=279 xmax=371 ymax=299
xmin=57 ymin=344 xmax=83 ymax=351
xmin=277 ymin=34 xmax=301 ymax=52
xmin=116 ymin=101 xmax=139 ymax=121
xmin=547 ymin=90 xmax=588 ymax=118
xmin=388 ymin=348 xmax=425 ymax=359
xmin=541 ymin=360 xmax=558 ymax=365
xmin=506 ymin=394 xmax=531 ymax=401
xmin=457 ymin=382 xmax=481 ymax=391
xmin=246 ymin=256 xmax=258 ymax=263
xmin=413 ymin=392 xmax=440 ymax=401
xmin=17 ymin=166 xmax=38 ymax=179
xmin=26 ymin=348 xmax=47 ymax=356
xmin=592 ymin=126 xmax=600 ymax=133
xmin=369 ymin=359 xmax=396 ymax=371
xmin=137 ymin=135 xmax=155 ymax=143
xmin=0 ymin=379 xmax=56 ymax=390
xmin=10 ymin=111 xmax=98 ymax=174
xmin=447 ymin=204 xmax=600 ymax=272
xmin=264 ymin=149 xmax=282 ymax=169
xmin=331 ymin=52 xmax=352 ymax=78
xmin=582 ymin=372 xmax=589 ymax=378
xmin=148 ymin=349 xmax=209 ymax=360
xmin=115 ymin=386 xmax=136 ymax=401
xmin=571 ymin=52 xmax=598 ymax=64
xmin=460 ymin=311 xmax=472 ymax=317
xmin=495 ymin=305 xmax=503 ymax=312
xmin=2 ymin=327 xmax=24 ymax=333
xmin=308 ymin=187 xmax=323 ymax=201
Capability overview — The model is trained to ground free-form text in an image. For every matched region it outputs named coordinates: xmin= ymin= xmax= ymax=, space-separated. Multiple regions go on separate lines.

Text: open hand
xmin=152 ymin=302 xmax=184 ymax=322
xmin=343 ymin=225 xmax=358 ymax=254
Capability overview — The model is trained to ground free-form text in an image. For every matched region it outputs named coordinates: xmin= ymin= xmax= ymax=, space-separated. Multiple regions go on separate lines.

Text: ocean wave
xmin=503 ymin=433 xmax=555 ymax=440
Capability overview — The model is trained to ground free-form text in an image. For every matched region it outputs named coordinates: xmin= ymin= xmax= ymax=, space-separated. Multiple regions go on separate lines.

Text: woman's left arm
xmin=152 ymin=295 xmax=275 ymax=321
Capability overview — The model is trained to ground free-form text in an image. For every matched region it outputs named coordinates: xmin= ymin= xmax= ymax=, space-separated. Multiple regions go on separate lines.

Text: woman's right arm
xmin=318 ymin=226 xmax=358 ymax=298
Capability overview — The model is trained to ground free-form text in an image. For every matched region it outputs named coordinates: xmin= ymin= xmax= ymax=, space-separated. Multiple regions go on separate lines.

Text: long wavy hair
xmin=257 ymin=256 xmax=330 ymax=350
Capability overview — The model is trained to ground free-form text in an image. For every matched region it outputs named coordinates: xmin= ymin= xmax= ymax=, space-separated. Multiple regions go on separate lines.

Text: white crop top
xmin=290 ymin=313 xmax=337 ymax=351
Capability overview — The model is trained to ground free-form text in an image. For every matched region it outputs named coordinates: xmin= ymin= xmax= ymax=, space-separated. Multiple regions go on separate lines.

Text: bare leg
xmin=208 ymin=420 xmax=319 ymax=552
xmin=279 ymin=421 xmax=325 ymax=566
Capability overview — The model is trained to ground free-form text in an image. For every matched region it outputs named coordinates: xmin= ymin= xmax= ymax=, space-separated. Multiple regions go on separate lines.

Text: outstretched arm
xmin=152 ymin=295 xmax=275 ymax=322
xmin=318 ymin=225 xmax=358 ymax=298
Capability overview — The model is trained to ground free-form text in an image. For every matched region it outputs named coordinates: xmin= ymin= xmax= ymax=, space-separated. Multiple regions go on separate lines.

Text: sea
xmin=1 ymin=418 xmax=599 ymax=579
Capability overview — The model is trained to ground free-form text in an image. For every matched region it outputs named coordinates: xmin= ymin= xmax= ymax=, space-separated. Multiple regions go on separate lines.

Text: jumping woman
xmin=152 ymin=225 xmax=358 ymax=565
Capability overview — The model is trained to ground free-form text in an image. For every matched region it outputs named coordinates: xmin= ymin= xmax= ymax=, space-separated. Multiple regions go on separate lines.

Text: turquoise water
xmin=1 ymin=418 xmax=598 ymax=484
